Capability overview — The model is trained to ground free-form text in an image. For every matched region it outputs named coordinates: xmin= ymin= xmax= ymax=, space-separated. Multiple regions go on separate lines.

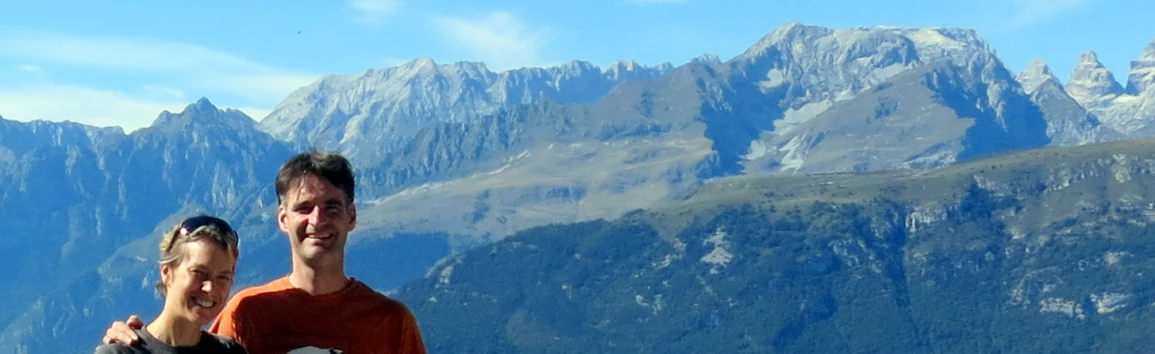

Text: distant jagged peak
xmin=690 ymin=53 xmax=722 ymax=65
xmin=1066 ymin=51 xmax=1124 ymax=104
xmin=390 ymin=56 xmax=443 ymax=77
xmin=187 ymin=97 xmax=220 ymax=114
xmin=740 ymin=21 xmax=832 ymax=58
xmin=608 ymin=59 xmax=641 ymax=71
xmin=407 ymin=56 xmax=437 ymax=68
xmin=1125 ymin=38 xmax=1155 ymax=95
xmin=767 ymin=21 xmax=829 ymax=43
xmin=357 ymin=57 xmax=494 ymax=82
xmin=1142 ymin=38 xmax=1155 ymax=59
xmin=1076 ymin=51 xmax=1107 ymax=67
xmin=1023 ymin=58 xmax=1053 ymax=77
xmin=738 ymin=21 xmax=989 ymax=64
xmin=605 ymin=59 xmax=673 ymax=73
xmin=148 ymin=97 xmax=256 ymax=135
xmin=553 ymin=59 xmax=599 ymax=75
xmin=893 ymin=27 xmax=987 ymax=52
xmin=1017 ymin=58 xmax=1059 ymax=94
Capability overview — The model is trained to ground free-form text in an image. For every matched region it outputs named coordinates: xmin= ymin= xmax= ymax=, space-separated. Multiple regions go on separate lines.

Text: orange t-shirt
xmin=209 ymin=276 xmax=426 ymax=354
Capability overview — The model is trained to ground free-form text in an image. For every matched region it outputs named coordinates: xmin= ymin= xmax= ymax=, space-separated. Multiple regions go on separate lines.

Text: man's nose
xmin=308 ymin=206 xmax=327 ymax=225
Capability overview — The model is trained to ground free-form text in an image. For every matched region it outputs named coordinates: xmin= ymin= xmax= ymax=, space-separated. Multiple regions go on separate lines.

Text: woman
xmin=96 ymin=215 xmax=247 ymax=354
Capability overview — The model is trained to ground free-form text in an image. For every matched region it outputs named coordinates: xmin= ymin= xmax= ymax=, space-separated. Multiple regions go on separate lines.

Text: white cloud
xmin=0 ymin=30 xmax=321 ymax=129
xmin=0 ymin=85 xmax=188 ymax=133
xmin=0 ymin=31 xmax=264 ymax=72
xmin=349 ymin=0 xmax=402 ymax=25
xmin=142 ymin=85 xmax=186 ymax=99
xmin=1006 ymin=0 xmax=1090 ymax=29
xmin=431 ymin=11 xmax=553 ymax=71
xmin=0 ymin=85 xmax=276 ymax=133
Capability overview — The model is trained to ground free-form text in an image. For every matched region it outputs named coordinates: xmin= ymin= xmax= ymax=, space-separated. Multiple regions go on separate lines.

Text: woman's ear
xmin=159 ymin=264 xmax=172 ymax=288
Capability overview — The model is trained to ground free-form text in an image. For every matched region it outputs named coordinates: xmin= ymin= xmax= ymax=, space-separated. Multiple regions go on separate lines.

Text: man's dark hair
xmin=275 ymin=150 xmax=355 ymax=205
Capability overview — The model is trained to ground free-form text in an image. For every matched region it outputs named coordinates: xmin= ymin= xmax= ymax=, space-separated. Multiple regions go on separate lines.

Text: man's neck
xmin=146 ymin=314 xmax=201 ymax=347
xmin=288 ymin=262 xmax=351 ymax=295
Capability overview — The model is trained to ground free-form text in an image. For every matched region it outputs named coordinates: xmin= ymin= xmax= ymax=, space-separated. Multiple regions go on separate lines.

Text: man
xmin=104 ymin=151 xmax=426 ymax=354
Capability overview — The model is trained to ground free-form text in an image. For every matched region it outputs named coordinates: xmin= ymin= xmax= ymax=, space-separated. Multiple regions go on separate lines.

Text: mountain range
xmin=0 ymin=21 xmax=1153 ymax=352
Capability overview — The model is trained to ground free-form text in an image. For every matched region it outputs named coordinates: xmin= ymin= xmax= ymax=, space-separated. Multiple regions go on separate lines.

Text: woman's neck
xmin=146 ymin=312 xmax=202 ymax=347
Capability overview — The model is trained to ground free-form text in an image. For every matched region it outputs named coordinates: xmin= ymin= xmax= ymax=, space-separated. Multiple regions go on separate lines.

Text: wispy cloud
xmin=349 ymin=0 xmax=403 ymax=25
xmin=0 ymin=85 xmax=188 ymax=132
xmin=18 ymin=64 xmax=44 ymax=73
xmin=141 ymin=85 xmax=186 ymax=99
xmin=431 ymin=11 xmax=553 ymax=71
xmin=0 ymin=30 xmax=320 ymax=130
xmin=1006 ymin=0 xmax=1090 ymax=29
xmin=0 ymin=85 xmax=274 ymax=133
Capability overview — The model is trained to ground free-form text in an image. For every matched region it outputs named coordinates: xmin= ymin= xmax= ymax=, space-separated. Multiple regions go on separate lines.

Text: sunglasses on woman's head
xmin=176 ymin=215 xmax=238 ymax=242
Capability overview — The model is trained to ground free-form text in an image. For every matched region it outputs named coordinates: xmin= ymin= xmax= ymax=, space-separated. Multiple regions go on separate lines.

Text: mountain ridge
xmin=1 ymin=21 xmax=1155 ymax=352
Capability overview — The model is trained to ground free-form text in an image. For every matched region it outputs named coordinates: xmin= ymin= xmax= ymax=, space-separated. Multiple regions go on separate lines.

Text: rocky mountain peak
xmin=1126 ymin=39 xmax=1155 ymax=95
xmin=609 ymin=59 xmax=641 ymax=71
xmin=691 ymin=54 xmax=722 ymax=65
xmin=604 ymin=59 xmax=674 ymax=80
xmin=554 ymin=60 xmax=600 ymax=77
xmin=740 ymin=21 xmax=833 ymax=59
xmin=1017 ymin=59 xmax=1059 ymax=94
xmin=406 ymin=56 xmax=438 ymax=70
xmin=1066 ymin=51 xmax=1124 ymax=105
xmin=147 ymin=97 xmax=256 ymax=137
xmin=389 ymin=56 xmax=444 ymax=79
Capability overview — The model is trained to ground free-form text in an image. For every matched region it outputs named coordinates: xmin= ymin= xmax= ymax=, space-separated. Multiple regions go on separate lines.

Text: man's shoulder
xmin=231 ymin=276 xmax=293 ymax=299
xmin=349 ymin=280 xmax=416 ymax=317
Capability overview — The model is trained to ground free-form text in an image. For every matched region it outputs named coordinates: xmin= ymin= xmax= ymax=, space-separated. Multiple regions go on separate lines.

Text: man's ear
xmin=277 ymin=204 xmax=288 ymax=233
xmin=347 ymin=203 xmax=357 ymax=232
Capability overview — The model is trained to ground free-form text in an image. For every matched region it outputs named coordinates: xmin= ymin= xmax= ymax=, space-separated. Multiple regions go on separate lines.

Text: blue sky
xmin=0 ymin=0 xmax=1151 ymax=132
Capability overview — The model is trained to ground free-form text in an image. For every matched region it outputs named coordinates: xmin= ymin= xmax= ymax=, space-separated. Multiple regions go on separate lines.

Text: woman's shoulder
xmin=93 ymin=342 xmax=142 ymax=354
xmin=200 ymin=331 xmax=248 ymax=353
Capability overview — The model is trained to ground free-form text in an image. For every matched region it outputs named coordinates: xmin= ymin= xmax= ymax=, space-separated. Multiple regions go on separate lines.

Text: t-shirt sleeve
xmin=395 ymin=307 xmax=428 ymax=354
xmin=93 ymin=343 xmax=135 ymax=354
xmin=221 ymin=337 xmax=249 ymax=354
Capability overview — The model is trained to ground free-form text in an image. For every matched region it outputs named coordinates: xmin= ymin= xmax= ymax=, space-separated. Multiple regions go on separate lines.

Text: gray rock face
xmin=1125 ymin=40 xmax=1155 ymax=95
xmin=258 ymin=57 xmax=674 ymax=166
xmin=1017 ymin=59 xmax=1055 ymax=95
xmin=1065 ymin=51 xmax=1125 ymax=107
xmin=1055 ymin=42 xmax=1155 ymax=139
xmin=717 ymin=23 xmax=1050 ymax=175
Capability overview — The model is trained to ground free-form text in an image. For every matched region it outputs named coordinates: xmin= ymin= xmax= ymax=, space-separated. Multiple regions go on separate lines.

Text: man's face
xmin=277 ymin=174 xmax=356 ymax=269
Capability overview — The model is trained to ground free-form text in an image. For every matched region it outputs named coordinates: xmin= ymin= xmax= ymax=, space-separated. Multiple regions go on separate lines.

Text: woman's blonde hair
xmin=155 ymin=215 xmax=240 ymax=296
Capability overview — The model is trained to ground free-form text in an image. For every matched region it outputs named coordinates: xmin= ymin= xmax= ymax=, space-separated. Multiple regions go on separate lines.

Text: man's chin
xmin=298 ymin=249 xmax=339 ymax=266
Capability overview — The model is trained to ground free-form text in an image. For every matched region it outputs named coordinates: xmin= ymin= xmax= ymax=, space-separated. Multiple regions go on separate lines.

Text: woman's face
xmin=160 ymin=239 xmax=236 ymax=326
